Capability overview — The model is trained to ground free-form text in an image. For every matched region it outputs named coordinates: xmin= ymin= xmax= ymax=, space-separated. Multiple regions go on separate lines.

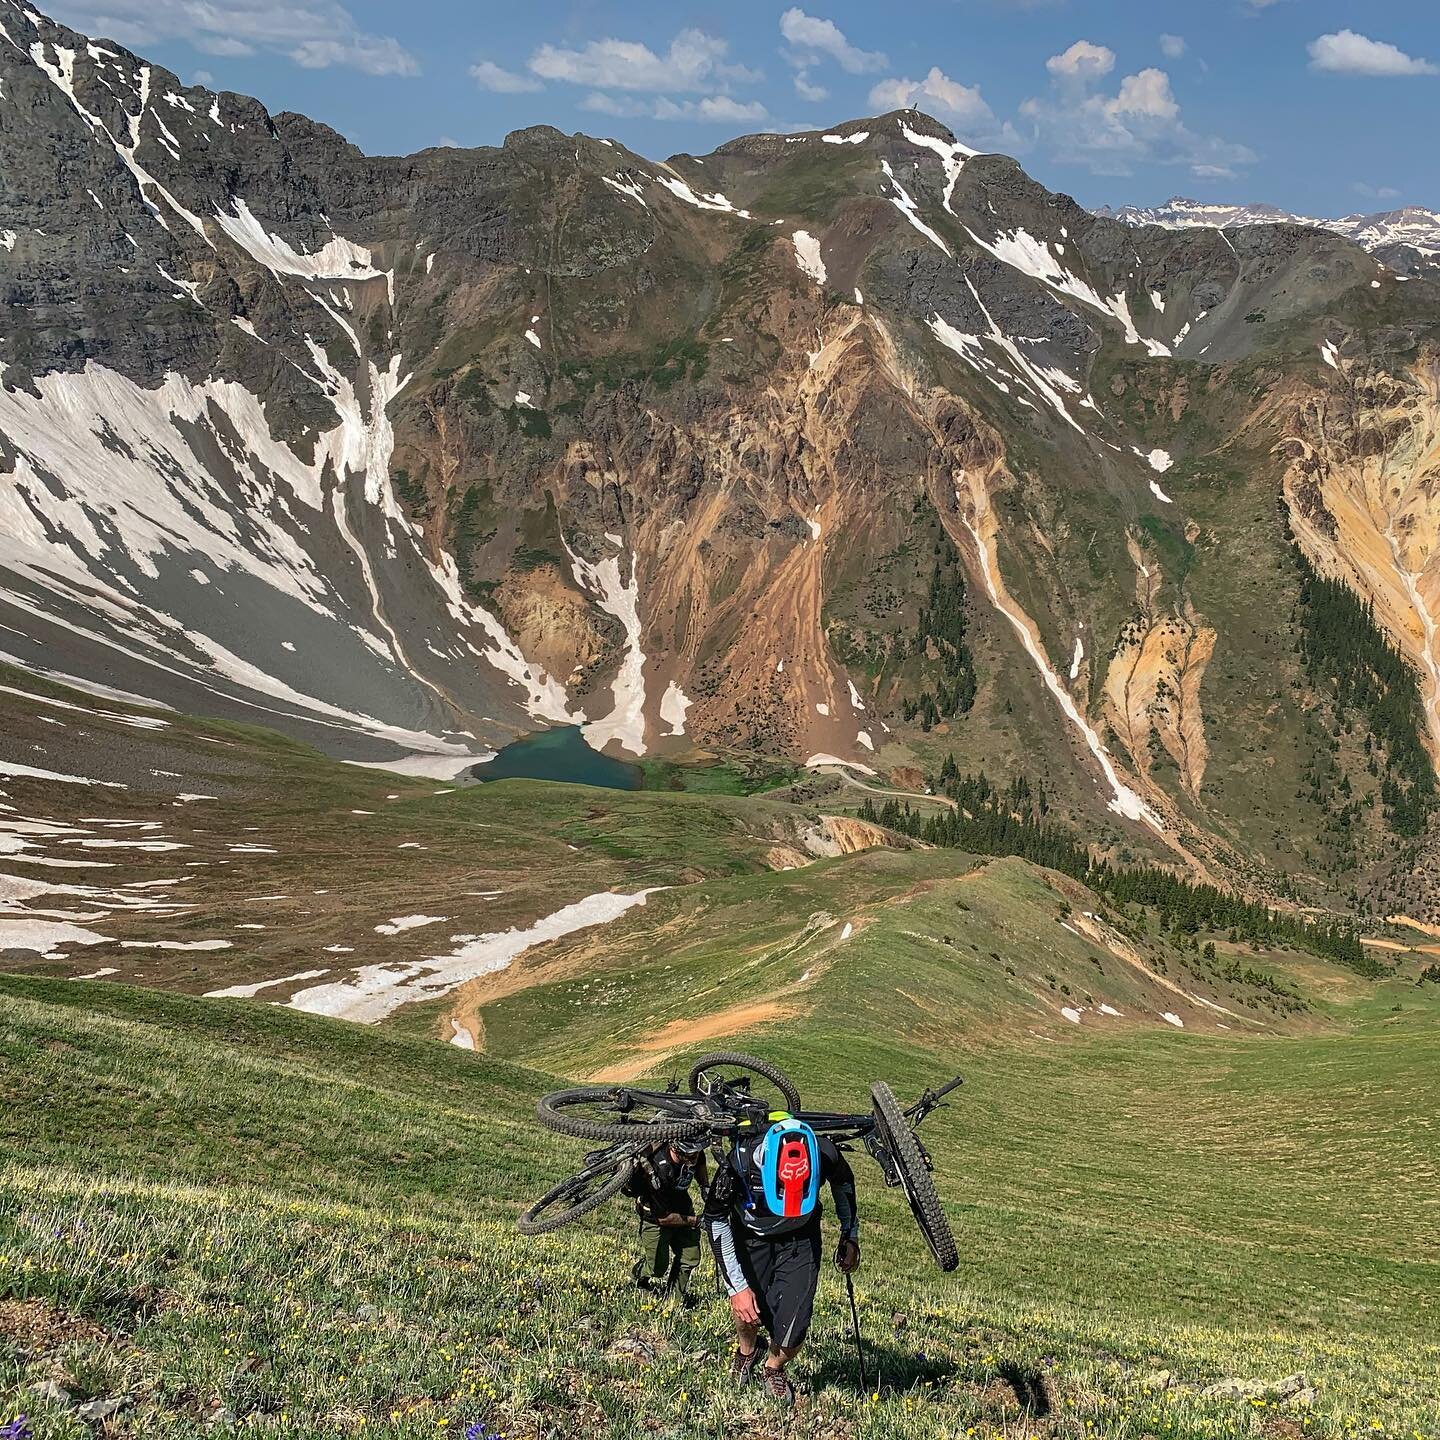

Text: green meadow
xmin=3 ymin=946 xmax=1436 ymax=1439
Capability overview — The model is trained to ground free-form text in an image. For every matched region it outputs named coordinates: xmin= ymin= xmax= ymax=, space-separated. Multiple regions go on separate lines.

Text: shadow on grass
xmin=803 ymin=1333 xmax=960 ymax=1397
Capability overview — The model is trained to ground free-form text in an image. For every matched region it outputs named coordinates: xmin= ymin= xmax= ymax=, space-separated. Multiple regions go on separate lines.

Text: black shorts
xmin=738 ymin=1220 xmax=821 ymax=1348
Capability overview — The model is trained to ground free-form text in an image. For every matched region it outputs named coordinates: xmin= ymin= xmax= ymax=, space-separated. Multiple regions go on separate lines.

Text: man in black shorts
xmin=704 ymin=1113 xmax=859 ymax=1404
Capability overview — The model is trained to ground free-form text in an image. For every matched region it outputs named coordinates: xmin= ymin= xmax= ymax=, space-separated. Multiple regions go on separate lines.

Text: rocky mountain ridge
xmin=3 ymin=0 xmax=1440 ymax=912
xmin=1097 ymin=196 xmax=1440 ymax=277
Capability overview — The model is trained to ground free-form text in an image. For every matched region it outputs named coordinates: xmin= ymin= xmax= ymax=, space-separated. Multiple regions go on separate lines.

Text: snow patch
xmin=214 ymin=199 xmax=390 ymax=291
xmin=0 ymin=918 xmax=111 ymax=951
xmin=656 ymin=176 xmax=751 ymax=218
xmin=121 ymin=939 xmax=231 ymax=951
xmin=375 ymin=914 xmax=448 ymax=935
xmin=900 ymin=125 xmax=974 ymax=214
xmin=880 ymin=159 xmax=950 ymax=255
xmin=959 ymin=489 xmax=1161 ymax=830
xmin=0 ymin=760 xmax=125 ymax=788
xmin=792 ymin=230 xmax=826 ymax=285
xmin=288 ymin=888 xmax=660 ymax=1022
xmin=206 ymin=968 xmax=329 ymax=999
xmin=565 ymin=539 xmax=647 ymax=756
xmin=805 ymin=753 xmax=877 ymax=776
xmin=346 ymin=751 xmax=494 ymax=780
xmin=602 ymin=175 xmax=648 ymax=207
xmin=660 ymin=680 xmax=692 ymax=737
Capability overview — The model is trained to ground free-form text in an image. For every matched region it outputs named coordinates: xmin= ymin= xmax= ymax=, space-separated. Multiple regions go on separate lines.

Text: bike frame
xmin=594 ymin=1073 xmax=964 ymax=1144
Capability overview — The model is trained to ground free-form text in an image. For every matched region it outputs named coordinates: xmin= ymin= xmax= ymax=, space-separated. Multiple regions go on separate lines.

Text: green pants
xmin=636 ymin=1219 xmax=701 ymax=1292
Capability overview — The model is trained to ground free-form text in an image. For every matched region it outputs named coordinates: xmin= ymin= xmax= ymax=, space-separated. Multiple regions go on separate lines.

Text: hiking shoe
xmin=730 ymin=1345 xmax=761 ymax=1384
xmin=631 ymin=1259 xmax=654 ymax=1292
xmin=762 ymin=1365 xmax=796 ymax=1405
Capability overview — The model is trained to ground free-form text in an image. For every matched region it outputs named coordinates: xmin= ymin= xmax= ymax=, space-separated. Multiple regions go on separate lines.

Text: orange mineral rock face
xmin=1283 ymin=355 xmax=1440 ymax=761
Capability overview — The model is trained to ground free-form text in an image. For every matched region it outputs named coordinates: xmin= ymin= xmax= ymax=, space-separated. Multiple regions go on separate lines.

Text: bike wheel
xmin=687 ymin=1052 xmax=801 ymax=1113
xmin=870 ymin=1081 xmax=959 ymax=1272
xmin=517 ymin=1152 xmax=637 ymax=1235
xmin=536 ymin=1087 xmax=711 ymax=1143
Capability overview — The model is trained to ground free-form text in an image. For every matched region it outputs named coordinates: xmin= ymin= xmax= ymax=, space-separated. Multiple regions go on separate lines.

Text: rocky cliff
xmin=3 ymin=0 xmax=1439 ymax=906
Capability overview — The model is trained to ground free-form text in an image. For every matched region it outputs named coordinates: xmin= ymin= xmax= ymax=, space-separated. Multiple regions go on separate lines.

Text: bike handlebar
xmin=904 ymin=1073 xmax=964 ymax=1120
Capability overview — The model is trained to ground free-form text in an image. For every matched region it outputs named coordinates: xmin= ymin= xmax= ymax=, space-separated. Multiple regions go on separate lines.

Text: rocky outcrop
xmin=1103 ymin=533 xmax=1216 ymax=800
xmin=1281 ymin=352 xmax=1440 ymax=760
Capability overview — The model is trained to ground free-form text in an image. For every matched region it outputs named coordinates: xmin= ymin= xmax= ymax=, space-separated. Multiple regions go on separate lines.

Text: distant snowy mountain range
xmin=1096 ymin=197 xmax=1440 ymax=275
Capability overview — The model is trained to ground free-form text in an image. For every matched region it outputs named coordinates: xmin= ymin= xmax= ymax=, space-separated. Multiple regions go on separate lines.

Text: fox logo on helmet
xmin=776 ymin=1135 xmax=812 ymax=1216
xmin=757 ymin=1117 xmax=821 ymax=1220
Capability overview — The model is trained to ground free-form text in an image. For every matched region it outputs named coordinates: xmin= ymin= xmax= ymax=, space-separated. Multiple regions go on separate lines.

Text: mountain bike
xmin=518 ymin=1051 xmax=963 ymax=1272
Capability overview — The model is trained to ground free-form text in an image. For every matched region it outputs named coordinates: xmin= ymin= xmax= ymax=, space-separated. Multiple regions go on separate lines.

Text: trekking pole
xmin=845 ymin=1270 xmax=868 ymax=1396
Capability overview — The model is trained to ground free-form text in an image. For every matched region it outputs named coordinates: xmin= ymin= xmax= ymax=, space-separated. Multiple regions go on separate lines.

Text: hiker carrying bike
xmin=626 ymin=1138 xmax=709 ymax=1305
xmin=704 ymin=1113 xmax=860 ymax=1405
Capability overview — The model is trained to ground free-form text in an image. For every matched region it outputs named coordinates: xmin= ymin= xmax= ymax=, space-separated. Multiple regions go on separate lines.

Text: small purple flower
xmin=465 ymin=1423 xmax=503 ymax=1440
xmin=1 ymin=1417 xmax=33 ymax=1440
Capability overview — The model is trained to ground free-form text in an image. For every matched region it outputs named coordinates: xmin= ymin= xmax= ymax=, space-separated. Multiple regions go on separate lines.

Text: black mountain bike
xmin=518 ymin=1051 xmax=962 ymax=1272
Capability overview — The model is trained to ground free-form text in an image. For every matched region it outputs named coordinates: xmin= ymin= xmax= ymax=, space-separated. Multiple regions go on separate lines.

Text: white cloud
xmin=1110 ymin=68 xmax=1179 ymax=121
xmin=291 ymin=36 xmax=417 ymax=74
xmin=793 ymin=71 xmax=828 ymax=102
xmin=868 ymin=67 xmax=1023 ymax=152
xmin=528 ymin=29 xmax=758 ymax=92
xmin=195 ymin=36 xmax=255 ymax=58
xmin=192 ymin=68 xmax=215 ymax=84
xmin=779 ymin=8 xmax=886 ymax=74
xmin=41 ymin=0 xmax=419 ymax=75
xmin=656 ymin=95 xmax=769 ymax=123
xmin=470 ymin=60 xmax=542 ymax=94
xmin=1159 ymin=34 xmax=1186 ymax=60
xmin=1353 ymin=181 xmax=1402 ymax=201
xmin=1046 ymin=40 xmax=1116 ymax=81
xmin=869 ymin=67 xmax=989 ymax=125
xmin=1308 ymin=30 xmax=1437 ymax=77
xmin=581 ymin=92 xmax=769 ymax=124
xmin=1021 ymin=57 xmax=1255 ymax=178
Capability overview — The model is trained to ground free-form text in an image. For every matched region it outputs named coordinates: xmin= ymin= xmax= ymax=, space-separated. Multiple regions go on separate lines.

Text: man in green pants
xmin=627 ymin=1138 xmax=709 ymax=1304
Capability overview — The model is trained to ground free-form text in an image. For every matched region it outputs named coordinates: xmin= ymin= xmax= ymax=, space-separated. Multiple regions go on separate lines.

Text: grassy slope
xmin=467 ymin=852 xmax=1320 ymax=1075
xmin=3 ymin=963 xmax=1437 ymax=1440
xmin=0 ymin=666 xmax=802 ymax=995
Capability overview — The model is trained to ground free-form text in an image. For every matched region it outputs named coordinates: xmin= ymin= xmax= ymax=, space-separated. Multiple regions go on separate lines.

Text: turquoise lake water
xmin=472 ymin=725 xmax=642 ymax=790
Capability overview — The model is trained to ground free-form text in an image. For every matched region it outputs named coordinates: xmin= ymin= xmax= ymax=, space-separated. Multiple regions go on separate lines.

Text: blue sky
xmin=41 ymin=1 xmax=1440 ymax=215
